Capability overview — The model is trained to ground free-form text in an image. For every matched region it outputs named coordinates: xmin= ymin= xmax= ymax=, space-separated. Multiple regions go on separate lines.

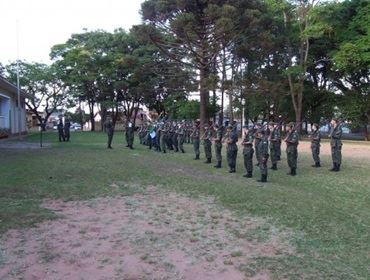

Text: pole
xmin=16 ymin=20 xmax=22 ymax=138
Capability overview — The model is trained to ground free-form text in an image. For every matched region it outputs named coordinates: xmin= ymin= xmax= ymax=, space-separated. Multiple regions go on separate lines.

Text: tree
xmin=5 ymin=61 xmax=68 ymax=130
xmin=140 ymin=0 xmax=245 ymax=131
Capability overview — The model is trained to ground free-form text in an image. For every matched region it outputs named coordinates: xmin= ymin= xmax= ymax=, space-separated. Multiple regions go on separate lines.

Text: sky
xmin=0 ymin=0 xmax=144 ymax=65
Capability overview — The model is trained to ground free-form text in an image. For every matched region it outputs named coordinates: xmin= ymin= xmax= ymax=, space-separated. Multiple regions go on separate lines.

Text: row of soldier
xmin=105 ymin=117 xmax=343 ymax=183
xmin=56 ymin=117 xmax=71 ymax=142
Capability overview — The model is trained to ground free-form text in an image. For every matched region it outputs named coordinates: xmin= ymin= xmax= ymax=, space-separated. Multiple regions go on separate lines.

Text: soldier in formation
xmin=125 ymin=119 xmax=135 ymax=149
xmin=213 ymin=123 xmax=224 ymax=168
xmin=104 ymin=117 xmax=114 ymax=149
xmin=226 ymin=125 xmax=238 ymax=173
xmin=57 ymin=117 xmax=65 ymax=142
xmin=242 ymin=125 xmax=254 ymax=178
xmin=285 ymin=122 xmax=299 ymax=176
xmin=329 ymin=118 xmax=343 ymax=172
xmin=269 ymin=122 xmax=280 ymax=170
xmin=257 ymin=128 xmax=269 ymax=183
xmin=309 ymin=123 xmax=321 ymax=167
xmin=202 ymin=121 xmax=214 ymax=163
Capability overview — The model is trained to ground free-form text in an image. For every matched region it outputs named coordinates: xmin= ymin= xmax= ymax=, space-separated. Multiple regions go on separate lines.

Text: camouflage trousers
xmin=286 ymin=145 xmax=298 ymax=169
xmin=311 ymin=143 xmax=320 ymax=163
xmin=177 ymin=135 xmax=185 ymax=152
xmin=193 ymin=139 xmax=200 ymax=157
xmin=203 ymin=140 xmax=212 ymax=160
xmin=259 ymin=153 xmax=269 ymax=176
xmin=243 ymin=146 xmax=254 ymax=173
xmin=160 ymin=135 xmax=167 ymax=152
xmin=331 ymin=144 xmax=342 ymax=164
xmin=214 ymin=142 xmax=222 ymax=162
xmin=227 ymin=144 xmax=238 ymax=169
xmin=270 ymin=141 xmax=279 ymax=165
xmin=255 ymin=140 xmax=261 ymax=164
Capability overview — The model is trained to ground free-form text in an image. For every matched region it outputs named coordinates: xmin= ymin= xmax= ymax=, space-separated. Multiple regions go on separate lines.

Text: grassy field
xmin=1 ymin=131 xmax=369 ymax=279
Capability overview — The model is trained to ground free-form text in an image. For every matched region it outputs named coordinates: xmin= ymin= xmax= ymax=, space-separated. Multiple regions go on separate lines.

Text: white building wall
xmin=0 ymin=91 xmax=27 ymax=134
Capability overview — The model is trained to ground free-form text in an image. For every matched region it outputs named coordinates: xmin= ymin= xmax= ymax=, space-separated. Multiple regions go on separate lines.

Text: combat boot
xmin=181 ymin=148 xmax=185 ymax=153
xmin=270 ymin=164 xmax=277 ymax=170
xmin=214 ymin=161 xmax=221 ymax=168
xmin=336 ymin=164 xmax=341 ymax=172
xmin=229 ymin=167 xmax=236 ymax=173
xmin=257 ymin=174 xmax=267 ymax=183
xmin=243 ymin=172 xmax=252 ymax=178
xmin=194 ymin=155 xmax=200 ymax=160
xmin=330 ymin=163 xmax=337 ymax=171
xmin=204 ymin=158 xmax=211 ymax=164
xmin=291 ymin=168 xmax=296 ymax=176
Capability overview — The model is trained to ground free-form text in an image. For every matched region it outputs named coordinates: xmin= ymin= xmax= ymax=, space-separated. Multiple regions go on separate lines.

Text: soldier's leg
xmin=248 ymin=149 xmax=254 ymax=176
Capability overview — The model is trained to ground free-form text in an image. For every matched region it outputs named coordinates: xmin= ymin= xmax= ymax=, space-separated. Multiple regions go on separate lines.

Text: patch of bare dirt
xmin=0 ymin=187 xmax=293 ymax=280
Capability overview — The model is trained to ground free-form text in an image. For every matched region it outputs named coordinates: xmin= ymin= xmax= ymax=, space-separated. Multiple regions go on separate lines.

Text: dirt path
xmin=0 ymin=186 xmax=293 ymax=280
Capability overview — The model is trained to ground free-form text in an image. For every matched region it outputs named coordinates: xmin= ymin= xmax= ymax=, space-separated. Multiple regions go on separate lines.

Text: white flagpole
xmin=16 ymin=19 xmax=22 ymax=137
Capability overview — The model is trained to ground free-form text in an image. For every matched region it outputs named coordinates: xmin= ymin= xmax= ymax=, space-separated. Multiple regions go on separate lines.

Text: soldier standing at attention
xmin=254 ymin=123 xmax=262 ymax=166
xmin=125 ymin=119 xmax=135 ymax=149
xmin=192 ymin=120 xmax=201 ymax=160
xmin=269 ymin=122 xmax=280 ymax=170
xmin=226 ymin=125 xmax=238 ymax=173
xmin=242 ymin=126 xmax=254 ymax=178
xmin=57 ymin=117 xmax=65 ymax=142
xmin=309 ymin=123 xmax=321 ymax=167
xmin=172 ymin=122 xmax=179 ymax=152
xmin=257 ymin=128 xmax=269 ymax=183
xmin=159 ymin=122 xmax=167 ymax=153
xmin=203 ymin=121 xmax=213 ymax=163
xmin=64 ymin=118 xmax=71 ymax=142
xmin=329 ymin=118 xmax=343 ymax=172
xmin=285 ymin=122 xmax=299 ymax=176
xmin=213 ymin=123 xmax=223 ymax=168
xmin=104 ymin=117 xmax=114 ymax=149
xmin=177 ymin=121 xmax=185 ymax=153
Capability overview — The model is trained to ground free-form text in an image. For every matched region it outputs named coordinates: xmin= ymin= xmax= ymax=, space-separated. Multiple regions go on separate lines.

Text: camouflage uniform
xmin=213 ymin=126 xmax=223 ymax=168
xmin=172 ymin=123 xmax=179 ymax=152
xmin=57 ymin=119 xmax=65 ymax=142
xmin=309 ymin=126 xmax=321 ymax=167
xmin=125 ymin=121 xmax=135 ymax=149
xmin=226 ymin=127 xmax=238 ymax=173
xmin=257 ymin=132 xmax=269 ymax=182
xmin=104 ymin=119 xmax=114 ymax=149
xmin=269 ymin=124 xmax=280 ymax=170
xmin=160 ymin=124 xmax=168 ymax=153
xmin=203 ymin=126 xmax=213 ymax=163
xmin=64 ymin=119 xmax=71 ymax=142
xmin=242 ymin=130 xmax=254 ymax=177
xmin=285 ymin=124 xmax=299 ymax=175
xmin=329 ymin=123 xmax=343 ymax=171
xmin=177 ymin=124 xmax=185 ymax=153
xmin=254 ymin=127 xmax=262 ymax=166
xmin=192 ymin=125 xmax=200 ymax=160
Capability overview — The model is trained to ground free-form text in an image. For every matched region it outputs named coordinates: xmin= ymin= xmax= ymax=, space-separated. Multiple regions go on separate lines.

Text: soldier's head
xmin=227 ymin=125 xmax=233 ymax=132
xmin=268 ymin=122 xmax=275 ymax=130
xmin=312 ymin=123 xmax=319 ymax=131
xmin=287 ymin=122 xmax=294 ymax=132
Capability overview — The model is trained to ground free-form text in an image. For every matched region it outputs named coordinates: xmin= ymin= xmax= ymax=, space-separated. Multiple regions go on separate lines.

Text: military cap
xmin=312 ymin=123 xmax=318 ymax=127
xmin=227 ymin=125 xmax=233 ymax=129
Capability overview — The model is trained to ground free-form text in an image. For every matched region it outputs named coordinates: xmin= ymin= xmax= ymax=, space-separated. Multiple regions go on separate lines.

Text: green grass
xmin=1 ymin=131 xmax=369 ymax=279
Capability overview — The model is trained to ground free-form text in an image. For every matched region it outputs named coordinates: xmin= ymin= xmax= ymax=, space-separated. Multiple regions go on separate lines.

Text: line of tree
xmin=1 ymin=0 xmax=369 ymax=138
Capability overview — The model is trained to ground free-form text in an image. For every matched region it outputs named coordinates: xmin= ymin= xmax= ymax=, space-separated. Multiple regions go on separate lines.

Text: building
xmin=0 ymin=76 xmax=28 ymax=138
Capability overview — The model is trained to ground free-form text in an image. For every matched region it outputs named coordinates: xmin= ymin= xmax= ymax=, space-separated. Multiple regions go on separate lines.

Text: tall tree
xmin=140 ymin=0 xmax=245 ymax=130
xmin=5 ymin=61 xmax=68 ymax=130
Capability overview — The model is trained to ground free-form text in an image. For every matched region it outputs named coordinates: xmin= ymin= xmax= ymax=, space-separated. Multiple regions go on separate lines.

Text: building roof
xmin=0 ymin=76 xmax=31 ymax=99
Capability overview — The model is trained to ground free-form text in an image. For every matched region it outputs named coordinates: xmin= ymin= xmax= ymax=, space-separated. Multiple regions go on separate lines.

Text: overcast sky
xmin=0 ymin=0 xmax=144 ymax=65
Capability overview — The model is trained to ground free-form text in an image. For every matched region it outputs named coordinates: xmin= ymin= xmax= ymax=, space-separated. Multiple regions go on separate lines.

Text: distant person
xmin=257 ymin=128 xmax=269 ymax=183
xmin=269 ymin=122 xmax=280 ymax=170
xmin=242 ymin=125 xmax=254 ymax=178
xmin=285 ymin=122 xmax=299 ymax=176
xmin=192 ymin=120 xmax=200 ymax=160
xmin=309 ymin=123 xmax=321 ymax=167
xmin=64 ymin=118 xmax=71 ymax=142
xmin=125 ymin=119 xmax=134 ymax=149
xmin=329 ymin=118 xmax=343 ymax=172
xmin=213 ymin=123 xmax=224 ymax=168
xmin=226 ymin=125 xmax=238 ymax=173
xmin=104 ymin=117 xmax=114 ymax=149
xmin=57 ymin=118 xmax=65 ymax=142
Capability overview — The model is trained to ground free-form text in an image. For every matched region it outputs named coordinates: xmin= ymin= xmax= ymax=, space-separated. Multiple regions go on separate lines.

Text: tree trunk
xmin=199 ymin=66 xmax=208 ymax=134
